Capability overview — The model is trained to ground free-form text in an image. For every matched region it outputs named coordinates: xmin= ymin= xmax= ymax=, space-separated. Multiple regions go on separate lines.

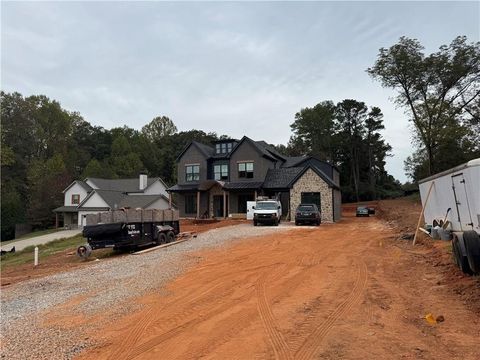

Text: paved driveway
xmin=0 ymin=229 xmax=82 ymax=252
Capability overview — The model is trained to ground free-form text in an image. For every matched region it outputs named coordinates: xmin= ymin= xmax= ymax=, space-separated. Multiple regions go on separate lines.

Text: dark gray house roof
xmin=263 ymin=166 xmax=339 ymax=190
xmin=263 ymin=167 xmax=304 ymax=189
xmin=87 ymin=177 xmax=160 ymax=193
xmin=91 ymin=190 xmax=126 ymax=208
xmin=118 ymin=195 xmax=166 ymax=209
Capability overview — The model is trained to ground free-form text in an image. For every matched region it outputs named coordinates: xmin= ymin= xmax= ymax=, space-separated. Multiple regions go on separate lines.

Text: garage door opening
xmin=301 ymin=192 xmax=321 ymax=208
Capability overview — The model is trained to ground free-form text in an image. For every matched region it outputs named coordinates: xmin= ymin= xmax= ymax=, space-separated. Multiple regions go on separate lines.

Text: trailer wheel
xmin=464 ymin=231 xmax=480 ymax=274
xmin=452 ymin=235 xmax=472 ymax=274
xmin=156 ymin=233 xmax=167 ymax=245
xmin=77 ymin=244 xmax=92 ymax=259
xmin=166 ymin=231 xmax=175 ymax=243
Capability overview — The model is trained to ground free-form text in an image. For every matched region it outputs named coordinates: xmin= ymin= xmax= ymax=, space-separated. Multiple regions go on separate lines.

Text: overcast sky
xmin=2 ymin=1 xmax=479 ymax=182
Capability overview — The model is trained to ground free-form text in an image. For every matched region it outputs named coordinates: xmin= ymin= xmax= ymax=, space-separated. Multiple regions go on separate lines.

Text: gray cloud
xmin=2 ymin=1 xmax=479 ymax=182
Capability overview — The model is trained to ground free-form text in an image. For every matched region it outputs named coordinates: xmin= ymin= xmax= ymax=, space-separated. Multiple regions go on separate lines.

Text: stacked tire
xmin=452 ymin=231 xmax=480 ymax=275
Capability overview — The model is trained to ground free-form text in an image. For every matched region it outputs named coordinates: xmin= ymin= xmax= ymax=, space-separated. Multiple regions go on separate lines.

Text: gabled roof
xmin=78 ymin=190 xmax=167 ymax=210
xmin=62 ymin=180 xmax=93 ymax=194
xmin=87 ymin=177 xmax=161 ymax=193
xmin=255 ymin=141 xmax=286 ymax=161
xmin=89 ymin=190 xmax=126 ymax=208
xmin=118 ymin=194 xmax=167 ymax=209
xmin=229 ymin=136 xmax=278 ymax=161
xmin=263 ymin=167 xmax=304 ymax=189
xmin=175 ymin=141 xmax=214 ymax=162
xmin=282 ymin=156 xmax=308 ymax=168
xmin=263 ymin=165 xmax=339 ymax=190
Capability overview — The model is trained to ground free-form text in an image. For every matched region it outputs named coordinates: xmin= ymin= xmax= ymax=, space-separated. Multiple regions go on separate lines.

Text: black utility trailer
xmin=77 ymin=209 xmax=180 ymax=259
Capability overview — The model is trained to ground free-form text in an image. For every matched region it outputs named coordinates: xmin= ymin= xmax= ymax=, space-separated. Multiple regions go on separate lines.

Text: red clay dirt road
xmin=78 ymin=212 xmax=480 ymax=360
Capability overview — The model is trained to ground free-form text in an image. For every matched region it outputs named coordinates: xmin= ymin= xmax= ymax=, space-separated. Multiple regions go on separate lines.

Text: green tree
xmin=141 ymin=116 xmax=177 ymax=140
xmin=289 ymin=101 xmax=337 ymax=161
xmin=368 ymin=36 xmax=480 ymax=176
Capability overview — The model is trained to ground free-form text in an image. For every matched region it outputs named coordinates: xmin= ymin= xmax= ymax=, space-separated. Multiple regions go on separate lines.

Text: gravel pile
xmin=1 ymin=223 xmax=292 ymax=359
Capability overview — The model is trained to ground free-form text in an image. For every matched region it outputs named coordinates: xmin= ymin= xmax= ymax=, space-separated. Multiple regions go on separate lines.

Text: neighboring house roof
xmin=255 ymin=141 xmax=286 ymax=161
xmin=87 ymin=177 xmax=161 ymax=193
xmin=62 ymin=180 xmax=93 ymax=194
xmin=90 ymin=190 xmax=126 ymax=208
xmin=263 ymin=166 xmax=340 ymax=190
xmin=118 ymin=194 xmax=167 ymax=209
xmin=77 ymin=207 xmax=110 ymax=212
xmin=53 ymin=206 xmax=79 ymax=213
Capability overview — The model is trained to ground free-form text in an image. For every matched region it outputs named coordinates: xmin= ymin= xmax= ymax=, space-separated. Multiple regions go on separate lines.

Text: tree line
xmin=2 ymin=35 xmax=478 ymax=240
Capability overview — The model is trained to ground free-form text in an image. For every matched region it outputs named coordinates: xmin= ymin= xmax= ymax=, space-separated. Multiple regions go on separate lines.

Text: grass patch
xmin=1 ymin=235 xmax=85 ymax=271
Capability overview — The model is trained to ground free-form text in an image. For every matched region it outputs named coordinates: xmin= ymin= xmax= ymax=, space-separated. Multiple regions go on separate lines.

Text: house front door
xmin=213 ymin=195 xmax=224 ymax=218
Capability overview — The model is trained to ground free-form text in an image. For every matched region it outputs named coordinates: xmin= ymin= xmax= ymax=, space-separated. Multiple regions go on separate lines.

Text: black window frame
xmin=214 ymin=164 xmax=229 ymax=181
xmin=185 ymin=164 xmax=200 ymax=182
xmin=238 ymin=162 xmax=254 ymax=178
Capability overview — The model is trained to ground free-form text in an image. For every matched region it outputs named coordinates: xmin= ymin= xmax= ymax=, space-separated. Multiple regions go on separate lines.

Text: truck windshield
xmin=256 ymin=202 xmax=277 ymax=210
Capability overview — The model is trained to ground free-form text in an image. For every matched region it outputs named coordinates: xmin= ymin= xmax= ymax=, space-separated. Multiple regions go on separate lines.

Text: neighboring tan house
xmin=167 ymin=136 xmax=341 ymax=222
xmin=54 ymin=174 xmax=172 ymax=228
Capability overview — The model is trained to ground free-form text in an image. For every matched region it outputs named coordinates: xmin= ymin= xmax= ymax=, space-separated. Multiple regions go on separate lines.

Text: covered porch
xmin=52 ymin=206 xmax=79 ymax=229
xmin=168 ymin=181 xmax=263 ymax=219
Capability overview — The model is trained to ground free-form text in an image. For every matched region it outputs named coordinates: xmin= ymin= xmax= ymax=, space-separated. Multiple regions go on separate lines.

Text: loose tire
xmin=157 ymin=232 xmax=167 ymax=245
xmin=464 ymin=231 xmax=480 ymax=274
xmin=77 ymin=244 xmax=92 ymax=259
xmin=166 ymin=231 xmax=175 ymax=243
xmin=452 ymin=235 xmax=472 ymax=274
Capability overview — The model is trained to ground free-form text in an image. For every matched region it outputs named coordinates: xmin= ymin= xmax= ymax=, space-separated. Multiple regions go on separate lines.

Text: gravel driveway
xmin=0 ymin=223 xmax=295 ymax=360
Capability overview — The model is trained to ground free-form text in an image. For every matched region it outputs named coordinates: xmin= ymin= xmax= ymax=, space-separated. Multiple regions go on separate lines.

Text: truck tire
xmin=253 ymin=220 xmax=258 ymax=226
xmin=464 ymin=231 xmax=480 ymax=274
xmin=77 ymin=244 xmax=92 ymax=259
xmin=316 ymin=220 xmax=321 ymax=226
xmin=274 ymin=219 xmax=279 ymax=226
xmin=166 ymin=231 xmax=175 ymax=243
xmin=452 ymin=234 xmax=472 ymax=275
xmin=156 ymin=233 xmax=167 ymax=245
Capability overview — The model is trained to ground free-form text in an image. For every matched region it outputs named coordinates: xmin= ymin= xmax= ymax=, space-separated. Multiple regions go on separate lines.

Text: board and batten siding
xmin=229 ymin=140 xmax=275 ymax=183
xmin=177 ymin=145 xmax=208 ymax=185
xmin=290 ymin=169 xmax=333 ymax=222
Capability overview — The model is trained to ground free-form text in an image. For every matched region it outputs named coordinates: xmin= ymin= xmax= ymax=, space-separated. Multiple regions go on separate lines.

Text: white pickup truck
xmin=253 ymin=200 xmax=282 ymax=226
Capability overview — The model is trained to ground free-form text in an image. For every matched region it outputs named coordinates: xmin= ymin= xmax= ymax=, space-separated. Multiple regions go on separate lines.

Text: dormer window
xmin=71 ymin=194 xmax=80 ymax=204
xmin=215 ymin=142 xmax=233 ymax=154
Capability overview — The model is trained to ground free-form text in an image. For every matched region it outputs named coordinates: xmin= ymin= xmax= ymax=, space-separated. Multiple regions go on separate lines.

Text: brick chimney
xmin=139 ymin=172 xmax=148 ymax=190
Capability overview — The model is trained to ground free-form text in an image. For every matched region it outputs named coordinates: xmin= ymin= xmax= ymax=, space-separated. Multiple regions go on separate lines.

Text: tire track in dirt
xmin=108 ymin=263 xmax=275 ymax=360
xmin=295 ymin=259 xmax=368 ymax=360
xmin=256 ymin=271 xmax=293 ymax=360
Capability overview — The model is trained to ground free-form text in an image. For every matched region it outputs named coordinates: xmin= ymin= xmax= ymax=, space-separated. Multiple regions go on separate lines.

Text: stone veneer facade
xmin=290 ymin=168 xmax=333 ymax=222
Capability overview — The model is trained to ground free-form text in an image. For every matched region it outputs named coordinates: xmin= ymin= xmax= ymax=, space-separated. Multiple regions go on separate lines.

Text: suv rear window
xmin=298 ymin=205 xmax=315 ymax=211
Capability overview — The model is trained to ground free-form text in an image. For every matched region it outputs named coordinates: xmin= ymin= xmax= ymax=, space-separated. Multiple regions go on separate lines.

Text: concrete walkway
xmin=0 ymin=229 xmax=82 ymax=252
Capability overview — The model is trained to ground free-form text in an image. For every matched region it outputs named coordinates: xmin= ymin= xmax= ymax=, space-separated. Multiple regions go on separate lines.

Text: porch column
xmin=196 ymin=191 xmax=201 ymax=219
xmin=223 ymin=191 xmax=227 ymax=219
xmin=254 ymin=190 xmax=257 ymax=200
xmin=55 ymin=213 xmax=59 ymax=229
xmin=169 ymin=193 xmax=172 ymax=209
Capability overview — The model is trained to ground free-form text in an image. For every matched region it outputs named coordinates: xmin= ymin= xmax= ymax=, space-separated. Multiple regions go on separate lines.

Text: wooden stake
xmin=413 ymin=181 xmax=435 ymax=246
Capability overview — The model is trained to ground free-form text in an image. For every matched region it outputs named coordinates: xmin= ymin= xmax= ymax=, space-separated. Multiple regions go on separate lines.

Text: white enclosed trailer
xmin=419 ymin=158 xmax=480 ymax=274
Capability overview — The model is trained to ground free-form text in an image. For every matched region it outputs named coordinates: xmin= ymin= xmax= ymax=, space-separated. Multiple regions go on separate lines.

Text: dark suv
xmin=295 ymin=204 xmax=321 ymax=226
